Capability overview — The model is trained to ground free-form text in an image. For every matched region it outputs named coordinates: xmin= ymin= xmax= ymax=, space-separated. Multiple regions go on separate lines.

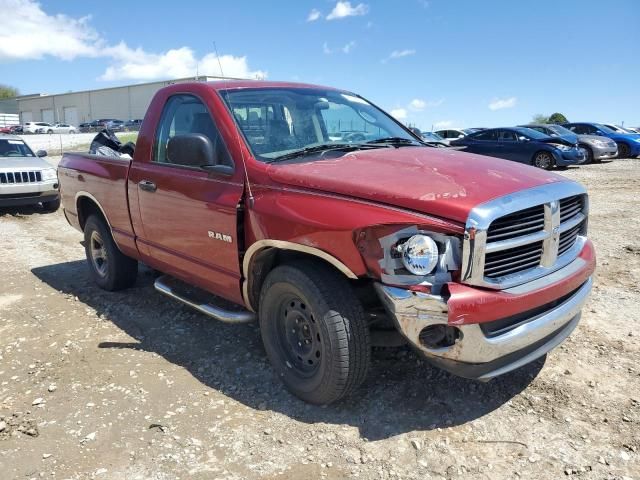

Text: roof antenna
xmin=213 ymin=41 xmax=255 ymax=208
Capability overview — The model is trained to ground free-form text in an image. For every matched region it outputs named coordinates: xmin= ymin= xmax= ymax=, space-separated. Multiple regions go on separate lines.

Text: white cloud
xmin=0 ymin=0 xmax=100 ymax=61
xmin=0 ymin=0 xmax=265 ymax=82
xmin=390 ymin=108 xmax=407 ymax=120
xmin=99 ymin=44 xmax=266 ymax=81
xmin=382 ymin=49 xmax=416 ymax=63
xmin=323 ymin=42 xmax=333 ymax=55
xmin=307 ymin=8 xmax=322 ymax=22
xmin=342 ymin=41 xmax=356 ymax=54
xmin=434 ymin=120 xmax=454 ymax=128
xmin=488 ymin=97 xmax=517 ymax=111
xmin=409 ymin=99 xmax=426 ymax=111
xmin=326 ymin=1 xmax=369 ymax=20
xmin=406 ymin=98 xmax=444 ymax=112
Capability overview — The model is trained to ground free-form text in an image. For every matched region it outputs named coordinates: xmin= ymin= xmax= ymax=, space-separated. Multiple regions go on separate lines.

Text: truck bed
xmin=58 ymin=152 xmax=136 ymax=252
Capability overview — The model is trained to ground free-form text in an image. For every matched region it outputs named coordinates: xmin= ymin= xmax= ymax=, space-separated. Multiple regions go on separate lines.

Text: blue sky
xmin=1 ymin=0 xmax=639 ymax=129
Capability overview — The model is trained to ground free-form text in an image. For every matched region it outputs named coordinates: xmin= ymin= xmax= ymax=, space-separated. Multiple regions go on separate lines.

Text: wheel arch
xmin=75 ymin=192 xmax=112 ymax=232
xmin=242 ymin=240 xmax=358 ymax=312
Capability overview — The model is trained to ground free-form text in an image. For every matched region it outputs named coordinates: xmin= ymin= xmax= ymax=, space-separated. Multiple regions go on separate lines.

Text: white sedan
xmin=38 ymin=123 xmax=77 ymax=134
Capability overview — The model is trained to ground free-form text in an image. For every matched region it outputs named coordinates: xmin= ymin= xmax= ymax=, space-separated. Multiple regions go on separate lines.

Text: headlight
xmin=550 ymin=143 xmax=571 ymax=151
xmin=398 ymin=234 xmax=440 ymax=275
xmin=41 ymin=168 xmax=57 ymax=181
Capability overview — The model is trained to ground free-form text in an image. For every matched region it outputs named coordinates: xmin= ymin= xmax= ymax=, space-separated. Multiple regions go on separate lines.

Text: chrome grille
xmin=0 ymin=171 xmax=42 ymax=184
xmin=461 ymin=183 xmax=589 ymax=289
xmin=485 ymin=241 xmax=543 ymax=278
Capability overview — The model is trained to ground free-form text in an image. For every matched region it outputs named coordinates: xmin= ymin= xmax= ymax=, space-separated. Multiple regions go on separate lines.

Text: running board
xmin=154 ymin=275 xmax=255 ymax=324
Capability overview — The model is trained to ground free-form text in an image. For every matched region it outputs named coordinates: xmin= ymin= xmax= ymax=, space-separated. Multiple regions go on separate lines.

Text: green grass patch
xmin=116 ymin=132 xmax=139 ymax=144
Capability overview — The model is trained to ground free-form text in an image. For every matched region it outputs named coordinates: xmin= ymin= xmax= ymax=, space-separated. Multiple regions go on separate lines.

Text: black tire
xmin=83 ymin=215 xmax=137 ymax=291
xmin=42 ymin=197 xmax=60 ymax=212
xmin=617 ymin=142 xmax=630 ymax=158
xmin=259 ymin=261 xmax=370 ymax=405
xmin=47 ymin=130 xmax=53 ymax=134
xmin=533 ymin=150 xmax=554 ymax=169
xmin=580 ymin=145 xmax=595 ymax=164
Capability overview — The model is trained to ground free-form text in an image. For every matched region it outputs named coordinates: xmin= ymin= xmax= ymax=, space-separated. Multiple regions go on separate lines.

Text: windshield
xmin=422 ymin=131 xmax=444 ymax=141
xmin=515 ymin=127 xmax=550 ymax=140
xmin=594 ymin=124 xmax=615 ymax=134
xmin=547 ymin=125 xmax=577 ymax=137
xmin=220 ymin=87 xmax=417 ymax=161
xmin=0 ymin=139 xmax=35 ymax=157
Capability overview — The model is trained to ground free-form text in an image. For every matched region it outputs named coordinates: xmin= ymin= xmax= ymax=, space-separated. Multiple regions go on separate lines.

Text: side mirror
xmin=518 ymin=136 xmax=529 ymax=142
xmin=458 ymin=134 xmax=464 ymax=138
xmin=36 ymin=150 xmax=47 ymax=157
xmin=166 ymin=134 xmax=234 ymax=176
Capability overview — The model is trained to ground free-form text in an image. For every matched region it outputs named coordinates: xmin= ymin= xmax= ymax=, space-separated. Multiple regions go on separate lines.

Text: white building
xmin=12 ymin=76 xmax=233 ymax=126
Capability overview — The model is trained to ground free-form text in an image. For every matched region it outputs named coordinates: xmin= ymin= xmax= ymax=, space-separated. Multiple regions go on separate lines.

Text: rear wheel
xmin=533 ymin=151 xmax=554 ymax=169
xmin=83 ymin=215 xmax=137 ymax=291
xmin=259 ymin=262 xmax=370 ymax=404
xmin=617 ymin=142 xmax=630 ymax=158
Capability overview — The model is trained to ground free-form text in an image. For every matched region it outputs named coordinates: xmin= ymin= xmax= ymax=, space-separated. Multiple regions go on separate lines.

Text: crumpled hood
xmin=0 ymin=156 xmax=53 ymax=170
xmin=267 ymin=147 xmax=568 ymax=224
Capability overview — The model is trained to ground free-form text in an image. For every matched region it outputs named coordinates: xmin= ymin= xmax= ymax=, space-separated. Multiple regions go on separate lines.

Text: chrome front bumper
xmin=375 ymin=277 xmax=592 ymax=380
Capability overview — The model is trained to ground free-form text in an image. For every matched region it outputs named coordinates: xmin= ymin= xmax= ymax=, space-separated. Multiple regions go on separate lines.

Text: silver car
xmin=522 ymin=124 xmax=618 ymax=163
xmin=0 ymin=134 xmax=60 ymax=210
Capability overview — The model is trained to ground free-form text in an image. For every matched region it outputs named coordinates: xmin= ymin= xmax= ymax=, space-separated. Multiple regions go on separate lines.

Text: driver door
xmin=130 ymin=93 xmax=244 ymax=302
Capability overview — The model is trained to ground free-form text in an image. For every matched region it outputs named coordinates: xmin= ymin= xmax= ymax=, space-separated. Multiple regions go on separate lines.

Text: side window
xmin=498 ymin=130 xmax=517 ymax=142
xmin=474 ymin=130 xmax=497 ymax=141
xmin=154 ymin=94 xmax=231 ymax=167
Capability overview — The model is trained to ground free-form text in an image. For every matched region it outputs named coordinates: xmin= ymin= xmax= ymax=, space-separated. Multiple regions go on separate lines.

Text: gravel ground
xmin=0 ymin=158 xmax=638 ymax=480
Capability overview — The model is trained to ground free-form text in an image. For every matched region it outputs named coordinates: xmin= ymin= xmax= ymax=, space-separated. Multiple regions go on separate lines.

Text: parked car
xmin=603 ymin=124 xmax=635 ymax=134
xmin=58 ymin=80 xmax=594 ymax=404
xmin=79 ymin=122 xmax=93 ymax=133
xmin=0 ymin=125 xmax=13 ymax=134
xmin=450 ymin=127 xmax=586 ymax=169
xmin=420 ymin=131 xmax=450 ymax=147
xmin=39 ymin=123 xmax=77 ymax=134
xmin=521 ymin=123 xmax=618 ymax=163
xmin=434 ymin=128 xmax=468 ymax=143
xmin=624 ymin=126 xmax=640 ymax=134
xmin=124 ymin=119 xmax=143 ymax=131
xmin=10 ymin=125 xmax=23 ymax=134
xmin=0 ymin=134 xmax=60 ymax=210
xmin=104 ymin=120 xmax=125 ymax=132
xmin=23 ymin=122 xmax=52 ymax=134
xmin=563 ymin=122 xmax=640 ymax=158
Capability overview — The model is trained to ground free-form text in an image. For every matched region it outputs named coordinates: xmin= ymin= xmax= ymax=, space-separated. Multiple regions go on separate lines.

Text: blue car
xmin=450 ymin=127 xmax=586 ymax=169
xmin=563 ymin=122 xmax=640 ymax=158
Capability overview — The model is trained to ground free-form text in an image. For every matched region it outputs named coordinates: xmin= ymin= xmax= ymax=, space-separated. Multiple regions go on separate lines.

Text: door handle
xmin=138 ymin=180 xmax=157 ymax=192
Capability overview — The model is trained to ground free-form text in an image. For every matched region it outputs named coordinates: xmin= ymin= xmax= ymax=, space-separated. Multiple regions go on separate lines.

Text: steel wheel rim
xmin=535 ymin=152 xmax=552 ymax=168
xmin=89 ymin=230 xmax=108 ymax=277
xmin=276 ymin=295 xmax=322 ymax=377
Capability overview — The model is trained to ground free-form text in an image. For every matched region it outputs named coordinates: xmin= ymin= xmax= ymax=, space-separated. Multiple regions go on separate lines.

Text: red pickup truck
xmin=58 ymin=81 xmax=595 ymax=404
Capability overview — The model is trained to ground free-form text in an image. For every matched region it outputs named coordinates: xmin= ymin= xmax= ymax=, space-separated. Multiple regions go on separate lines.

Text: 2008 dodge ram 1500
xmin=58 ymin=81 xmax=595 ymax=404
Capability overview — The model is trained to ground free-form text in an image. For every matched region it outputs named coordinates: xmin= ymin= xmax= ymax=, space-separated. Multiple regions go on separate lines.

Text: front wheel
xmin=617 ymin=142 xmax=630 ymax=158
xmin=47 ymin=130 xmax=53 ymax=134
xmin=533 ymin=151 xmax=554 ymax=169
xmin=580 ymin=145 xmax=595 ymax=164
xmin=259 ymin=262 xmax=371 ymax=405
xmin=83 ymin=215 xmax=138 ymax=291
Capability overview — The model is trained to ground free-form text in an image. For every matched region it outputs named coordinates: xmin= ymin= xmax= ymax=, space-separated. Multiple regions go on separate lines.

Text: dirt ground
xmin=0 ymin=158 xmax=638 ymax=480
